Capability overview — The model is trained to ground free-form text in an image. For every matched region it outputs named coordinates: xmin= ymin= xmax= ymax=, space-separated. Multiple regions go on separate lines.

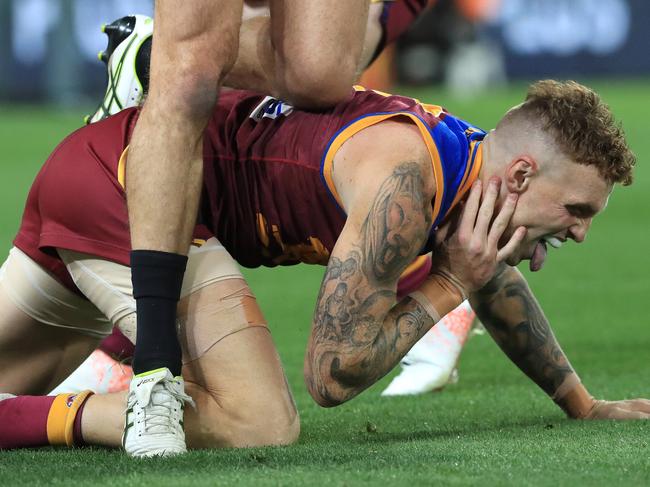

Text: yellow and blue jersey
xmin=319 ymin=86 xmax=485 ymax=255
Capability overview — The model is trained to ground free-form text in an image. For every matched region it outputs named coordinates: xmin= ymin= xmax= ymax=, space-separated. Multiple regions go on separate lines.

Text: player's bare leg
xmin=267 ymin=0 xmax=370 ymax=108
xmin=125 ymin=0 xmax=243 ymax=456
xmin=58 ymin=280 xmax=299 ymax=449
xmin=0 ymin=250 xmax=102 ymax=395
xmin=224 ymin=1 xmax=383 ymax=96
xmin=0 ymin=288 xmax=98 ymax=396
xmin=128 ymin=0 xmax=242 ymax=255
xmin=87 ymin=2 xmax=382 ymax=121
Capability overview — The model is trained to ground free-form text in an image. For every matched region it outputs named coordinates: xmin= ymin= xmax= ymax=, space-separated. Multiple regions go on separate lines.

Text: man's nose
xmin=569 ymin=218 xmax=592 ymax=243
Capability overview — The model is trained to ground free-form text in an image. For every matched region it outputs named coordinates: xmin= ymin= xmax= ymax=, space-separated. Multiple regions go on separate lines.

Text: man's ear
xmin=504 ymin=156 xmax=537 ymax=193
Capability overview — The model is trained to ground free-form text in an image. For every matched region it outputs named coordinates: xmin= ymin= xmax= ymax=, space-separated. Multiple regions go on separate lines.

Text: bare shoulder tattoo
xmin=361 ymin=162 xmax=431 ymax=283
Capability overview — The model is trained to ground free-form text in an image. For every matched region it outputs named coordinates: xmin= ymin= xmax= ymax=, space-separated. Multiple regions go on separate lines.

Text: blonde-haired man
xmin=1 ymin=80 xmax=648 ymax=454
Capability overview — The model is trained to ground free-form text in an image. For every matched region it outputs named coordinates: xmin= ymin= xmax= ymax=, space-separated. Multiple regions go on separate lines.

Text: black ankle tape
xmin=130 ymin=250 xmax=187 ymax=376
xmin=130 ymin=250 xmax=188 ymax=300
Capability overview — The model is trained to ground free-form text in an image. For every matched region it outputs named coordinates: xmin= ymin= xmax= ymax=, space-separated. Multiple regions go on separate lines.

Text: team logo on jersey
xmin=66 ymin=394 xmax=77 ymax=407
xmin=250 ymin=96 xmax=294 ymax=121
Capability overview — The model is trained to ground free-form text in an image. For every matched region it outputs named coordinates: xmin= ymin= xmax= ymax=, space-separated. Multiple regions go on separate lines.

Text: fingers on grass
xmin=629 ymin=399 xmax=650 ymax=414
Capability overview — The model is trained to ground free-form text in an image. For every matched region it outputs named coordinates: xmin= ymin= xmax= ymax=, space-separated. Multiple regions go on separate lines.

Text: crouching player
xmin=85 ymin=1 xmax=470 ymax=399
xmin=101 ymin=0 xmax=475 ymax=400
xmin=2 ymin=79 xmax=650 ymax=454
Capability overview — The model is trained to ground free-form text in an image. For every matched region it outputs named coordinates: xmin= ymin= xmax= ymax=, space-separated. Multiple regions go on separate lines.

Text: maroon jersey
xmin=201 ymin=88 xmax=483 ymax=268
xmin=373 ymin=0 xmax=431 ymax=60
xmin=14 ymin=87 xmax=483 ymax=286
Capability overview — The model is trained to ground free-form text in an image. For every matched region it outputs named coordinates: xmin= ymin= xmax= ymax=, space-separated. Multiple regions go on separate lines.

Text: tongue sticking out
xmin=530 ymin=240 xmax=547 ymax=272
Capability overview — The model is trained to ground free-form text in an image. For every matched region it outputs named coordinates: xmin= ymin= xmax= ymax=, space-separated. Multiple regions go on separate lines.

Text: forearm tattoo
xmin=307 ymin=162 xmax=433 ymax=405
xmin=470 ymin=266 xmax=574 ymax=395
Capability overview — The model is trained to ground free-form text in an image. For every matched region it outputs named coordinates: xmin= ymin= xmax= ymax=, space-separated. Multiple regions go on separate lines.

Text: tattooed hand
xmin=433 ymin=177 xmax=526 ymax=296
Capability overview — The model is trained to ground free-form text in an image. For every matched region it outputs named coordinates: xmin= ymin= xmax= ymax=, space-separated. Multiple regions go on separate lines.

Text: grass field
xmin=0 ymin=80 xmax=649 ymax=486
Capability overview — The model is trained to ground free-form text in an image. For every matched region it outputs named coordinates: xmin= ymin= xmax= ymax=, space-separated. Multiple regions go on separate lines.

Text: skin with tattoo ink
xmin=307 ymin=162 xmax=435 ymax=405
xmin=470 ymin=264 xmax=574 ymax=396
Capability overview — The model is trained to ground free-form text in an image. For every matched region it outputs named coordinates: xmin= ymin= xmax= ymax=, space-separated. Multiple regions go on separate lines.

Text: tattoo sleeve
xmin=306 ymin=162 xmax=435 ymax=406
xmin=469 ymin=265 xmax=575 ymax=396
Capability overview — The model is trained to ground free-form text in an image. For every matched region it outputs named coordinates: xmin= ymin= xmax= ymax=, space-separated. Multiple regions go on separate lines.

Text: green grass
xmin=1 ymin=80 xmax=650 ymax=486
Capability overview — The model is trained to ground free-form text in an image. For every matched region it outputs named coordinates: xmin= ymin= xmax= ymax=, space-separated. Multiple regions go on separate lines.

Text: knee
xmin=224 ymin=401 xmax=300 ymax=448
xmin=220 ymin=409 xmax=300 ymax=448
xmin=246 ymin=407 xmax=301 ymax=447
xmin=146 ymin=63 xmax=221 ymax=124
xmin=278 ymin=50 xmax=359 ymax=109
xmin=189 ymin=388 xmax=300 ymax=448
xmin=146 ymin=35 xmax=239 ymax=122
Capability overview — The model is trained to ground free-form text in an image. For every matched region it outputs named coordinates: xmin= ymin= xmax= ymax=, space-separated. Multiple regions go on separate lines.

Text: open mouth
xmin=529 ymin=236 xmax=563 ymax=272
xmin=545 ymin=236 xmax=563 ymax=249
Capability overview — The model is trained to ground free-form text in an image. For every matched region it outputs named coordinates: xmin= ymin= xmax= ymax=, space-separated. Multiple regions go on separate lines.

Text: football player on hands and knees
xmin=2 ymin=77 xmax=650 ymax=453
xmin=83 ymin=3 xmax=465 ymax=400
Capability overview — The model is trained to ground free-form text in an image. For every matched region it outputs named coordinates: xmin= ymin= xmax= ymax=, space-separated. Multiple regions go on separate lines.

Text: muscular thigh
xmin=0 ymin=287 xmax=99 ymax=395
xmin=244 ymin=0 xmax=383 ymax=71
xmin=269 ymin=0 xmax=370 ymax=69
xmin=179 ymin=279 xmax=297 ymax=448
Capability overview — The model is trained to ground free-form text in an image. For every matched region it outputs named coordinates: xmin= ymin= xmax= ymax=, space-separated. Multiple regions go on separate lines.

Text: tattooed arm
xmin=469 ymin=264 xmax=575 ymax=396
xmin=303 ymin=120 xmax=444 ymax=406
xmin=469 ymin=265 xmax=650 ymax=419
xmin=304 ymin=157 xmax=439 ymax=406
xmin=304 ymin=121 xmax=527 ymax=407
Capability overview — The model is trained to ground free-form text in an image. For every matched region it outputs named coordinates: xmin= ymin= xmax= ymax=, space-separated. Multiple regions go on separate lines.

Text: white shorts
xmin=0 ymin=238 xmax=243 ymax=339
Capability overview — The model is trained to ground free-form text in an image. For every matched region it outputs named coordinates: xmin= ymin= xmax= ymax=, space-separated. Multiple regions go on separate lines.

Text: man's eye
xmin=566 ymin=205 xmax=594 ymax=218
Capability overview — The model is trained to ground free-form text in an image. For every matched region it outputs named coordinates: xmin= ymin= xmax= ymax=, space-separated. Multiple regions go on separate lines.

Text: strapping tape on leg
xmin=178 ymin=279 xmax=268 ymax=362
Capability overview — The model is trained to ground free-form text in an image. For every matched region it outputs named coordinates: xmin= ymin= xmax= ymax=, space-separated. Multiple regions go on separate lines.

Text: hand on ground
xmin=585 ymin=398 xmax=650 ymax=419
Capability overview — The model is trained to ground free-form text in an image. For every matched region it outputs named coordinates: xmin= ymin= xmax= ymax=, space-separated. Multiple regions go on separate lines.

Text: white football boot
xmin=382 ymin=301 xmax=476 ymax=396
xmin=0 ymin=393 xmax=16 ymax=401
xmin=123 ymin=368 xmax=195 ymax=457
xmin=87 ymin=14 xmax=153 ymax=124
xmin=49 ymin=349 xmax=133 ymax=396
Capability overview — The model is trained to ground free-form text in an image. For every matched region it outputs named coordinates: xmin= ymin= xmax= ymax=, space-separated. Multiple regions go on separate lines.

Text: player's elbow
xmin=304 ymin=354 xmax=361 ymax=408
xmin=304 ymin=374 xmax=347 ymax=408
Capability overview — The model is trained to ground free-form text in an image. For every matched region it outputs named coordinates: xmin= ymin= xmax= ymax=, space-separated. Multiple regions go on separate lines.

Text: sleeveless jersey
xmin=198 ymin=87 xmax=485 ymax=268
xmin=14 ymin=88 xmax=484 ymax=289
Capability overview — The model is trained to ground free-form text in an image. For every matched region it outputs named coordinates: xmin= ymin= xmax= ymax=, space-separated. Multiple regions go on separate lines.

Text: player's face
xmin=499 ymin=161 xmax=612 ymax=271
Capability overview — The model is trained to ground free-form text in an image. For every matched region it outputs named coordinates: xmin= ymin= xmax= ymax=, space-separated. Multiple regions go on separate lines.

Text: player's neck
xmin=476 ymin=131 xmax=492 ymax=183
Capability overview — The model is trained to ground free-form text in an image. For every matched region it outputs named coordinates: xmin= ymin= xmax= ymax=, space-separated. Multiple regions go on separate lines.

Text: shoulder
xmin=332 ymin=118 xmax=436 ymax=212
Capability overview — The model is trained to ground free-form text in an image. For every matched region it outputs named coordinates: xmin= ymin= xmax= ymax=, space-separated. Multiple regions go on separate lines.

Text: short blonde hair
xmin=519 ymin=80 xmax=635 ymax=186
